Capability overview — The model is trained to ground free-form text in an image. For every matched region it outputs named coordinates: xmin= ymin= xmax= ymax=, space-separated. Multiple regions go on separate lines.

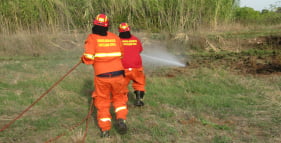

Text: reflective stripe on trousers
xmin=100 ymin=118 xmax=111 ymax=122
xmin=115 ymin=106 xmax=127 ymax=113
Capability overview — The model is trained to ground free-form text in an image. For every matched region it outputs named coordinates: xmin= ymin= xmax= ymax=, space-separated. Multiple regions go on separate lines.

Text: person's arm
xmin=137 ymin=38 xmax=143 ymax=53
xmin=117 ymin=37 xmax=124 ymax=58
xmin=81 ymin=35 xmax=95 ymax=65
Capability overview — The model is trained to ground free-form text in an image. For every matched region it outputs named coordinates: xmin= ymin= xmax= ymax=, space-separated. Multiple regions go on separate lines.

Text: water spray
xmin=141 ymin=54 xmax=186 ymax=67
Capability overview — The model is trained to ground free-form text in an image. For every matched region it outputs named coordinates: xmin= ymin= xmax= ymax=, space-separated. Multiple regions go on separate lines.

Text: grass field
xmin=0 ymin=29 xmax=281 ymax=143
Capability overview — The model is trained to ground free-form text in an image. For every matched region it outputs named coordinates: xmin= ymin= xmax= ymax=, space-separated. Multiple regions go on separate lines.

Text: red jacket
xmin=120 ymin=35 xmax=143 ymax=69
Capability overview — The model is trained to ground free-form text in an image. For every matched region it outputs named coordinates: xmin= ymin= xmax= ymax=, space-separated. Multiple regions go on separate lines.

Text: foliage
xmin=1 ymin=24 xmax=281 ymax=142
xmin=235 ymin=6 xmax=281 ymax=25
xmin=0 ymin=0 xmax=237 ymax=33
xmin=234 ymin=7 xmax=261 ymax=23
xmin=1 ymin=0 xmax=281 ymax=34
xmin=1 ymin=50 xmax=280 ymax=142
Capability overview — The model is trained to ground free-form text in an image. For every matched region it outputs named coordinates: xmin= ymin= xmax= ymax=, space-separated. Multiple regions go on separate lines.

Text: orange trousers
xmin=92 ymin=75 xmax=128 ymax=131
xmin=124 ymin=67 xmax=146 ymax=92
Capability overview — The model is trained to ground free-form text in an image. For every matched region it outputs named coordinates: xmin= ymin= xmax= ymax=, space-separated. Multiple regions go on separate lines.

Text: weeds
xmin=1 ymin=28 xmax=281 ymax=142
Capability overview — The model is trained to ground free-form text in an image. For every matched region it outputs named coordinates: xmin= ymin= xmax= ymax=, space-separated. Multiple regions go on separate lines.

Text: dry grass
xmin=1 ymin=25 xmax=281 ymax=142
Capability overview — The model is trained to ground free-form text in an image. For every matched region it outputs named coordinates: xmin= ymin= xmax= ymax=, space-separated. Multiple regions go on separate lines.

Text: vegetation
xmin=0 ymin=39 xmax=280 ymax=142
xmin=234 ymin=7 xmax=281 ymax=25
xmin=1 ymin=0 xmax=281 ymax=143
xmin=2 ymin=0 xmax=281 ymax=34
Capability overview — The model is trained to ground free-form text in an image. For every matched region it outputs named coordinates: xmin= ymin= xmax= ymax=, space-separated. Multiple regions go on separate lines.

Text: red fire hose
xmin=0 ymin=61 xmax=82 ymax=132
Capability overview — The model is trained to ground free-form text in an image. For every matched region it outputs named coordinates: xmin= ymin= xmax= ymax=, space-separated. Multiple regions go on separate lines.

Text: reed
xmin=0 ymin=0 xmax=238 ymax=34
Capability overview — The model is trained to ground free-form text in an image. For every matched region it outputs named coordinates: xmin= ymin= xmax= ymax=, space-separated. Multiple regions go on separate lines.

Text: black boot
xmin=100 ymin=130 xmax=110 ymax=138
xmin=116 ymin=119 xmax=127 ymax=134
xmin=134 ymin=91 xmax=144 ymax=106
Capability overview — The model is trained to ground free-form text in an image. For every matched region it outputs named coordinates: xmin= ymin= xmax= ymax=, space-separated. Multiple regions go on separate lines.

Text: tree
xmin=275 ymin=7 xmax=281 ymax=13
xmin=261 ymin=9 xmax=269 ymax=14
xmin=234 ymin=7 xmax=260 ymax=23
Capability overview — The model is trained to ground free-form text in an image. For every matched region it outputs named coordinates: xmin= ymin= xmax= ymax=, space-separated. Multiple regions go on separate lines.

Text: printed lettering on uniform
xmin=98 ymin=43 xmax=117 ymax=47
xmin=122 ymin=40 xmax=129 ymax=43
xmin=97 ymin=39 xmax=117 ymax=47
xmin=122 ymin=40 xmax=138 ymax=46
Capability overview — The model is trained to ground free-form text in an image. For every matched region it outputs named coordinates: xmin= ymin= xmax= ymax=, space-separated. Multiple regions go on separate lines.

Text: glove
xmin=80 ymin=56 xmax=85 ymax=63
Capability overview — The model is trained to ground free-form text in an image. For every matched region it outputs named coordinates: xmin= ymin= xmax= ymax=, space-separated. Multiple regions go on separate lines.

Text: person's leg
xmin=124 ymin=69 xmax=133 ymax=93
xmin=93 ymin=77 xmax=112 ymax=137
xmin=131 ymin=67 xmax=146 ymax=106
xmin=111 ymin=76 xmax=128 ymax=134
xmin=111 ymin=76 xmax=128 ymax=119
xmin=94 ymin=96 xmax=112 ymax=131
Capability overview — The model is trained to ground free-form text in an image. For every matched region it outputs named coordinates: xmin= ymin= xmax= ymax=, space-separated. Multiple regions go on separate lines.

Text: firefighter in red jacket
xmin=81 ymin=14 xmax=128 ymax=137
xmin=118 ymin=22 xmax=146 ymax=106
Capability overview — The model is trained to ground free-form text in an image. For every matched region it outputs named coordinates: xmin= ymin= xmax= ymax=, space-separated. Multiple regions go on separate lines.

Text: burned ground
xmin=210 ymin=35 xmax=281 ymax=75
xmin=142 ymin=34 xmax=281 ymax=79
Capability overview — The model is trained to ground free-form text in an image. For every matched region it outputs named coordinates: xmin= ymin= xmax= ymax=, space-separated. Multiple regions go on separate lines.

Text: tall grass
xmin=0 ymin=0 xmax=237 ymax=34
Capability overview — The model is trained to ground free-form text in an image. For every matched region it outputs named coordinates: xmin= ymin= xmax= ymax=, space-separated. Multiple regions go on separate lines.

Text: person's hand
xmin=80 ymin=56 xmax=85 ymax=63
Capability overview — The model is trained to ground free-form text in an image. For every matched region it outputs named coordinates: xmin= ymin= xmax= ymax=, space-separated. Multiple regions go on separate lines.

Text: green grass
xmin=1 ymin=32 xmax=281 ymax=143
xmin=212 ymin=135 xmax=232 ymax=143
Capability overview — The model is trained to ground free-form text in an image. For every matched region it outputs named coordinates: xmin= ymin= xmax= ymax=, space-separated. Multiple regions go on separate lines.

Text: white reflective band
xmin=115 ymin=106 xmax=127 ymax=113
xmin=128 ymin=68 xmax=132 ymax=71
xmin=95 ymin=52 xmax=121 ymax=57
xmin=100 ymin=118 xmax=111 ymax=122
xmin=84 ymin=53 xmax=95 ymax=60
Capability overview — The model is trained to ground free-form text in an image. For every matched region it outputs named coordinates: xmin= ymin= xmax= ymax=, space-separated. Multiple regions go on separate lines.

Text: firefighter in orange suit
xmin=81 ymin=14 xmax=128 ymax=138
xmin=118 ymin=22 xmax=146 ymax=107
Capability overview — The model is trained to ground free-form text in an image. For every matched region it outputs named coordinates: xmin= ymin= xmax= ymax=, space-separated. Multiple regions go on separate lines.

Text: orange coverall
xmin=81 ymin=32 xmax=128 ymax=131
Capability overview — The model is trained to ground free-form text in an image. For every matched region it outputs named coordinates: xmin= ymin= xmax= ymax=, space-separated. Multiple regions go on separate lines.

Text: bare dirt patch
xmin=188 ymin=35 xmax=281 ymax=76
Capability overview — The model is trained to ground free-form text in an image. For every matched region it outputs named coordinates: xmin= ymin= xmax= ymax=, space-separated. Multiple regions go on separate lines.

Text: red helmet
xmin=93 ymin=14 xmax=109 ymax=27
xmin=118 ymin=22 xmax=130 ymax=32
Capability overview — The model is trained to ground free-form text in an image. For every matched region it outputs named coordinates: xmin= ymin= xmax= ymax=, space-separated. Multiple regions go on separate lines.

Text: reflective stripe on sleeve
xmin=115 ymin=106 xmax=127 ymax=113
xmin=83 ymin=53 xmax=95 ymax=60
xmin=100 ymin=118 xmax=111 ymax=122
xmin=95 ymin=52 xmax=122 ymax=57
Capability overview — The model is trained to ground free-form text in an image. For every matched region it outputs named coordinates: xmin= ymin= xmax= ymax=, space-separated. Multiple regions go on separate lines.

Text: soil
xmin=189 ymin=53 xmax=281 ymax=75
xmin=184 ymin=35 xmax=281 ymax=76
